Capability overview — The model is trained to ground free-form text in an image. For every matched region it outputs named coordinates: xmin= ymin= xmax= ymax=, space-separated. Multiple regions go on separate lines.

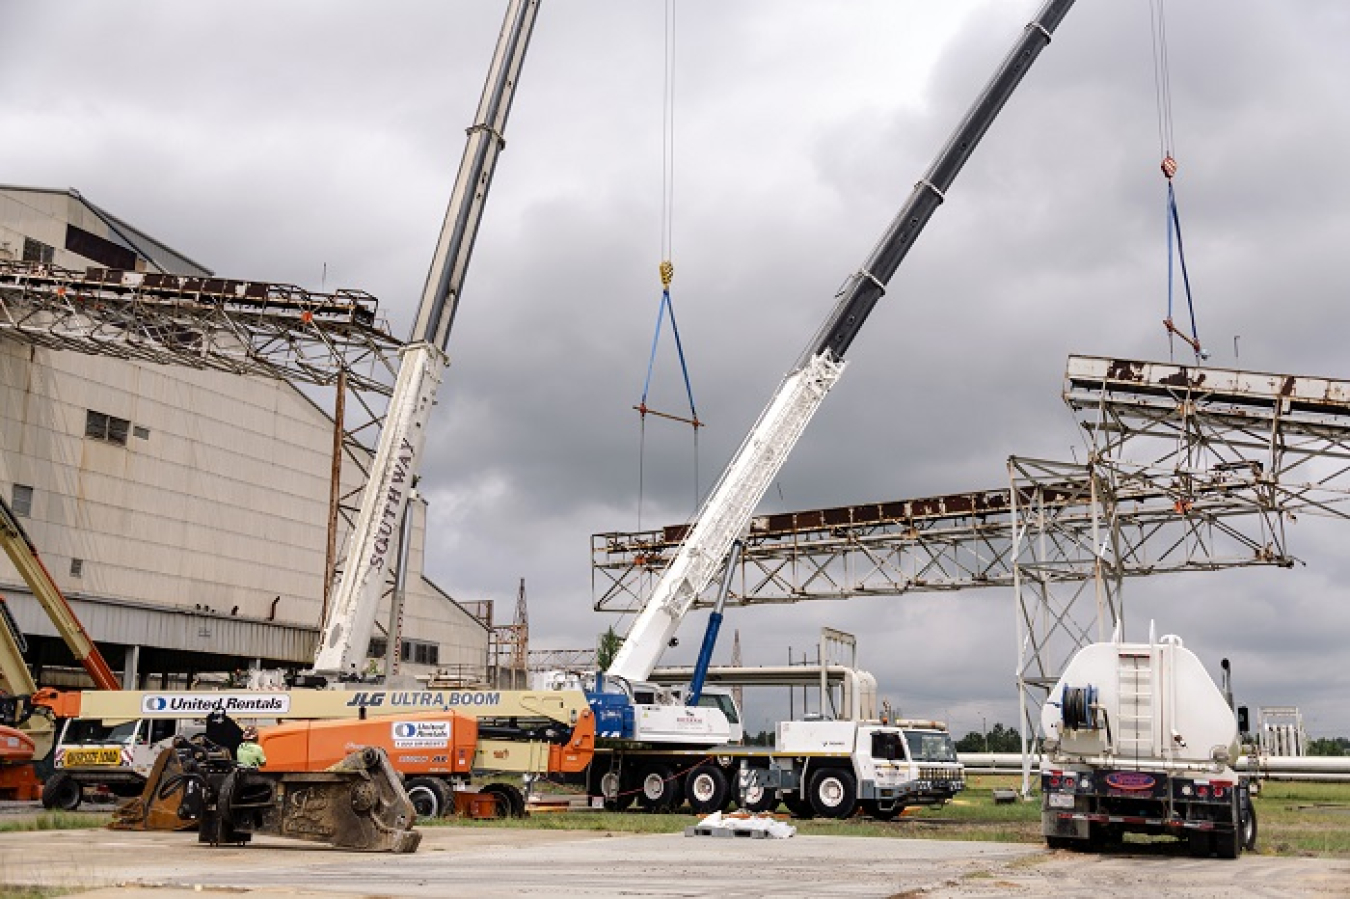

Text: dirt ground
xmin=3 ymin=819 xmax=1350 ymax=898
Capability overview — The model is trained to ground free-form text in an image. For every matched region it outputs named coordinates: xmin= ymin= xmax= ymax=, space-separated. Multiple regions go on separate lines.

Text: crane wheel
xmin=808 ymin=767 xmax=858 ymax=819
xmin=636 ymin=764 xmax=682 ymax=813
xmin=685 ymin=764 xmax=729 ymax=815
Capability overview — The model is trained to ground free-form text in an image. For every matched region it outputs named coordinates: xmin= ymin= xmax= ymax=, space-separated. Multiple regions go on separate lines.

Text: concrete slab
xmin=1 ymin=825 xmax=1347 ymax=898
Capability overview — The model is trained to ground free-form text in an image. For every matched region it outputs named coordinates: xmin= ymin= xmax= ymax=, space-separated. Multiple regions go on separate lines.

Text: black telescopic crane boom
xmin=411 ymin=0 xmax=540 ymax=349
xmin=808 ymin=0 xmax=1076 ymax=363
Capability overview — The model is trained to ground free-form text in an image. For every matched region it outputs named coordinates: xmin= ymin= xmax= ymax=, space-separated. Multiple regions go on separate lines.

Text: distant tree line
xmin=1307 ymin=736 xmax=1350 ymax=756
xmin=955 ymin=722 xmax=1021 ymax=754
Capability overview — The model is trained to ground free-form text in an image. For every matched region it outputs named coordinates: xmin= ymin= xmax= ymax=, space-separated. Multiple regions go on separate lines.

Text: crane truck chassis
xmin=586 ymin=717 xmax=963 ymax=819
xmin=1039 ymin=632 xmax=1257 ymax=858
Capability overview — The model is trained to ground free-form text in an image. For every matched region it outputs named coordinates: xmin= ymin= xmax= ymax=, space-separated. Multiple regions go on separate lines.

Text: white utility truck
xmin=736 ymin=717 xmax=963 ymax=820
xmin=1040 ymin=630 xmax=1257 ymax=858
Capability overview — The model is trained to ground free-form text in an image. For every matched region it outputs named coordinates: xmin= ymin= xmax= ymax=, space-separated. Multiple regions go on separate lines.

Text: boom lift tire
xmin=405 ymin=777 xmax=451 ymax=818
xmin=482 ymin=782 xmax=526 ymax=818
xmin=808 ymin=767 xmax=858 ymax=820
xmin=636 ymin=764 xmax=682 ymax=813
xmin=685 ymin=764 xmax=729 ymax=815
xmin=41 ymin=772 xmax=82 ymax=811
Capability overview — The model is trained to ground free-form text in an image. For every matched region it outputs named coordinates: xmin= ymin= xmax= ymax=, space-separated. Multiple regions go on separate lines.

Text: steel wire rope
xmin=635 ymin=0 xmax=702 ymax=540
xmin=1148 ymin=0 xmax=1205 ymax=366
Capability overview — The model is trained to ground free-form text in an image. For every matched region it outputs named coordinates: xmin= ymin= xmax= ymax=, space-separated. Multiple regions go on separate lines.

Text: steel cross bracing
xmin=594 ymin=354 xmax=1350 ymax=770
xmin=1009 ymin=355 xmax=1350 ymax=787
xmin=0 ymin=261 xmax=401 ymax=393
xmin=595 ymin=354 xmax=1350 ymax=610
xmin=0 ymin=259 xmax=407 ymax=604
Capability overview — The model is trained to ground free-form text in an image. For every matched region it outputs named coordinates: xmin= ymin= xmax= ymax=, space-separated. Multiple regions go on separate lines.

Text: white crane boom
xmin=606 ymin=354 xmax=844 ymax=681
xmin=314 ymin=0 xmax=540 ymax=676
xmin=606 ymin=0 xmax=1077 ymax=685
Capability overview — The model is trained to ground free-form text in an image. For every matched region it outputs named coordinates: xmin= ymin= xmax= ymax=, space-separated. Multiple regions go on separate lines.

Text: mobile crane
xmin=312 ymin=0 xmax=540 ymax=680
xmin=581 ymin=0 xmax=1077 ymax=813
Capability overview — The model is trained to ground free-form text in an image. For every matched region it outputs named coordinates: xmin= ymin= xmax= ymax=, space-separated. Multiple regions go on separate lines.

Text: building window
xmin=22 ymin=237 xmax=54 ymax=265
xmin=11 ymin=484 xmax=33 ymax=517
xmin=133 ymin=425 xmax=150 ymax=440
xmin=70 ymin=558 xmax=84 ymax=578
xmin=85 ymin=410 xmax=130 ymax=446
xmin=65 ymin=223 xmax=137 ymax=270
xmin=366 ymin=638 xmax=438 ymax=666
xmin=409 ymin=640 xmax=439 ymax=666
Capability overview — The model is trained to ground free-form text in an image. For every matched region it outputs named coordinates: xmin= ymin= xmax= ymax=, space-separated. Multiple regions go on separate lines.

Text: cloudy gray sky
xmin=4 ymin=0 xmax=1349 ymax=741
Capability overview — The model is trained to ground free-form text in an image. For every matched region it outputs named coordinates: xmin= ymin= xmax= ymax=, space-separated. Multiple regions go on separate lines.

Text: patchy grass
xmin=0 ymin=812 xmax=110 ymax=834
xmin=430 ymin=773 xmax=1350 ymax=858
xmin=0 ymin=887 xmax=81 ymax=898
xmin=11 ymin=774 xmax=1349 ymax=859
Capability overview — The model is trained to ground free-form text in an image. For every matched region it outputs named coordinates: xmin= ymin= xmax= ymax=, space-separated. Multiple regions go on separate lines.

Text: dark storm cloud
xmin=5 ymin=1 xmax=1349 ymax=739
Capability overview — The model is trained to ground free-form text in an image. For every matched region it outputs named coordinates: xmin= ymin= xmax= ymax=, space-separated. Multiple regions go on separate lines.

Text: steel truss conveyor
xmin=0 ymin=260 xmax=401 ymax=395
xmin=0 ymin=258 xmax=408 ymax=612
xmin=594 ymin=352 xmax=1350 ymax=699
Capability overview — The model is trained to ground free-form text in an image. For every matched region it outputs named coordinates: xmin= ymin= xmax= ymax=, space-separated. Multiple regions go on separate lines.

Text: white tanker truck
xmin=1040 ymin=629 xmax=1257 ymax=858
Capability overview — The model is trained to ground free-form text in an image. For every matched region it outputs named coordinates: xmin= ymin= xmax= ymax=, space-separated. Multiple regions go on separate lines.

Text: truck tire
xmin=41 ymin=772 xmax=83 ymax=811
xmin=685 ymin=764 xmax=729 ymax=815
xmin=636 ymin=764 xmax=682 ymax=813
xmin=739 ymin=780 xmax=778 ymax=813
xmin=590 ymin=765 xmax=634 ymax=811
xmin=482 ymin=782 xmax=526 ymax=818
xmin=1215 ymin=827 xmax=1241 ymax=859
xmin=782 ymin=790 xmax=814 ymax=819
xmin=808 ymin=768 xmax=858 ymax=820
xmin=861 ymin=798 xmax=904 ymax=821
xmin=1241 ymin=796 xmax=1258 ymax=851
xmin=405 ymin=777 xmax=450 ymax=818
xmin=1186 ymin=829 xmax=1212 ymax=857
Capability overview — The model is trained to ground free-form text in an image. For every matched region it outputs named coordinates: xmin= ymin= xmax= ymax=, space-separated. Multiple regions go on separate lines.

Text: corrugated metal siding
xmin=4 ymin=588 xmax=315 ymax=663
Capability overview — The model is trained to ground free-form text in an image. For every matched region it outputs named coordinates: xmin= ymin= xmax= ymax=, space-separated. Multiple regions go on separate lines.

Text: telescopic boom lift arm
xmin=0 ymin=493 xmax=120 ymax=692
xmin=314 ymin=0 xmax=541 ymax=676
xmin=606 ymin=0 xmax=1077 ymax=683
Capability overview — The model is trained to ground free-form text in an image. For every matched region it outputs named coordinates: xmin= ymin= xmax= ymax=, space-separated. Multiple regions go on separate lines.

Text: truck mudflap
xmin=113 ymin=739 xmax=420 ymax=852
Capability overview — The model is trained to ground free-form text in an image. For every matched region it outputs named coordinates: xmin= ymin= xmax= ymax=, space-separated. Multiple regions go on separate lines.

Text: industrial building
xmin=0 ymin=185 xmax=489 ymax=689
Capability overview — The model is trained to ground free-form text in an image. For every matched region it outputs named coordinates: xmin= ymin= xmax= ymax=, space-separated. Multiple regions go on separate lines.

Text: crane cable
xmin=1150 ymin=0 xmax=1206 ymax=362
xmin=635 ymin=0 xmax=702 ymax=529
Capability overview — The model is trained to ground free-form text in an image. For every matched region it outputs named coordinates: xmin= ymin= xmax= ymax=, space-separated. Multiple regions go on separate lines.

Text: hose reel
xmin=1061 ymin=684 xmax=1099 ymax=731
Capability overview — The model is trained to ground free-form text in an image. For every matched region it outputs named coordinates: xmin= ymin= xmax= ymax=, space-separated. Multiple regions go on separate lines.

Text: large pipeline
xmin=960 ymin=753 xmax=1350 ymax=783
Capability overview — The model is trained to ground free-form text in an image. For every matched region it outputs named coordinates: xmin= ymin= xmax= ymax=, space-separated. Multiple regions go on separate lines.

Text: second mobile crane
xmin=579 ymin=0 xmax=1077 ymax=813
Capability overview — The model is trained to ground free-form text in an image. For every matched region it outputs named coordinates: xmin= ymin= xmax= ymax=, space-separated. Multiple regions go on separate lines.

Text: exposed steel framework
xmin=0 ymin=259 xmax=406 ymax=612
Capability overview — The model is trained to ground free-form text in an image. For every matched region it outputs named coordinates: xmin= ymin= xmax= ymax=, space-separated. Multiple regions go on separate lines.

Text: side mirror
xmin=1237 ymin=705 xmax=1250 ymax=734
